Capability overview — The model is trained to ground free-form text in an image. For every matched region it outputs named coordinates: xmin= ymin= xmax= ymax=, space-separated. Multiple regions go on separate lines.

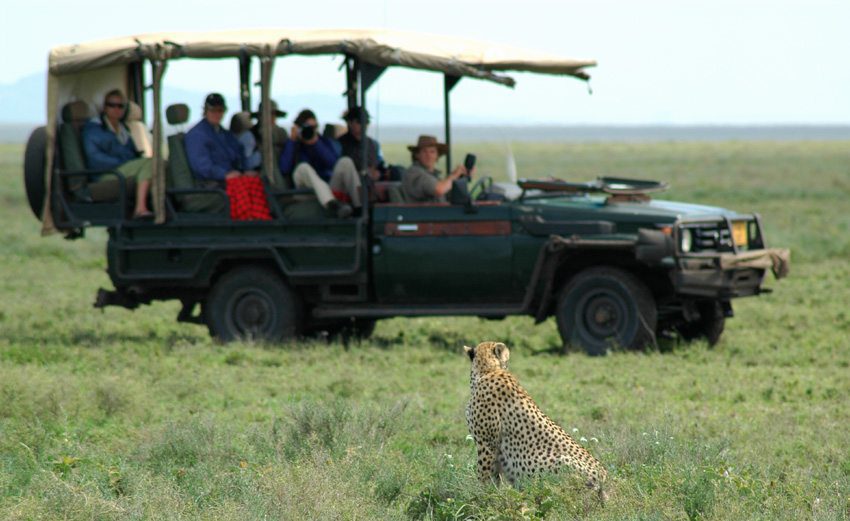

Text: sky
xmin=1 ymin=0 xmax=848 ymax=125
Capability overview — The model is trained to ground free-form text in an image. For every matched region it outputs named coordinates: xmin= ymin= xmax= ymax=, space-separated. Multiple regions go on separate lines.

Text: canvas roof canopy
xmin=48 ymin=28 xmax=596 ymax=83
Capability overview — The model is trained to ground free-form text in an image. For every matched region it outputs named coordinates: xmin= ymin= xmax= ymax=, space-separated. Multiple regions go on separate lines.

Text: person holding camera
xmin=279 ymin=108 xmax=359 ymax=218
xmin=402 ymin=135 xmax=472 ymax=203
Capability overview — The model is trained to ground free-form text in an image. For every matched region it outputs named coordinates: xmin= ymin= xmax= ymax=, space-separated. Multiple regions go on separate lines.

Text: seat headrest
xmin=61 ymin=100 xmax=91 ymax=124
xmin=166 ymin=104 xmax=190 ymax=125
xmin=229 ymin=111 xmax=253 ymax=134
xmin=125 ymin=100 xmax=143 ymax=123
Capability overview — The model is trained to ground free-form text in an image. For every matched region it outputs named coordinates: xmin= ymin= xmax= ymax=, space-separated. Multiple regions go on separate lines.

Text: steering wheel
xmin=469 ymin=175 xmax=493 ymax=201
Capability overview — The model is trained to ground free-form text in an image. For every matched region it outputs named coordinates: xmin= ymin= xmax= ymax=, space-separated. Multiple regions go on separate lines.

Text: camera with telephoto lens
xmin=298 ymin=124 xmax=317 ymax=141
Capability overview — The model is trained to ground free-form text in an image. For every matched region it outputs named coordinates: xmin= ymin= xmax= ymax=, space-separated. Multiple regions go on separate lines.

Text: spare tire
xmin=23 ymin=126 xmax=48 ymax=221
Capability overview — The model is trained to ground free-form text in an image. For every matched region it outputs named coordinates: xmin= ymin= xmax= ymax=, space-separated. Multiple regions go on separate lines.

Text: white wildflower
xmin=580 ymin=437 xmax=588 ymax=443
xmin=572 ymin=428 xmax=579 ymax=433
xmin=590 ymin=437 xmax=599 ymax=443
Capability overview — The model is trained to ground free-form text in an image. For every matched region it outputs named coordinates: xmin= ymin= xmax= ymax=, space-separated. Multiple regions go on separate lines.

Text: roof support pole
xmin=443 ymin=74 xmax=461 ymax=172
xmin=150 ymin=58 xmax=168 ymax=224
xmin=259 ymin=55 xmax=276 ymax=183
xmin=357 ymin=63 xmax=369 ymax=219
xmin=345 ymin=55 xmax=357 ymax=112
xmin=239 ymin=49 xmax=252 ymax=112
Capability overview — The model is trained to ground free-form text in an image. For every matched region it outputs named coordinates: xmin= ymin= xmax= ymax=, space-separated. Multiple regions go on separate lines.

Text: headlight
xmin=680 ymin=228 xmax=693 ymax=253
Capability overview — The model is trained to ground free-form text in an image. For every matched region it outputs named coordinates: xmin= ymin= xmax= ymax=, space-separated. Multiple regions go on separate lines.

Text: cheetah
xmin=464 ymin=341 xmax=608 ymax=500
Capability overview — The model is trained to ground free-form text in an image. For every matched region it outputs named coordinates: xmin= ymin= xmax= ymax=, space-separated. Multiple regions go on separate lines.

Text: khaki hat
xmin=407 ymin=135 xmax=448 ymax=155
xmin=252 ymin=100 xmax=287 ymax=118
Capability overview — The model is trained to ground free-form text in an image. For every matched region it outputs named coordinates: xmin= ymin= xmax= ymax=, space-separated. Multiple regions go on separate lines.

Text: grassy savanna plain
xmin=1 ymin=140 xmax=849 ymax=520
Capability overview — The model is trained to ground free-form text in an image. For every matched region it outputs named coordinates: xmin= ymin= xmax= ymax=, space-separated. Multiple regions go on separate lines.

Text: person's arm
xmin=310 ymin=136 xmax=340 ymax=172
xmin=185 ymin=128 xmax=229 ymax=181
xmin=82 ymin=124 xmax=122 ymax=170
xmin=433 ymin=165 xmax=469 ymax=197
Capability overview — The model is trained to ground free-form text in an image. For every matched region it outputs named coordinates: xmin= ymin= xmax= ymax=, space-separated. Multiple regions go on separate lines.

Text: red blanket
xmin=225 ymin=176 xmax=272 ymax=221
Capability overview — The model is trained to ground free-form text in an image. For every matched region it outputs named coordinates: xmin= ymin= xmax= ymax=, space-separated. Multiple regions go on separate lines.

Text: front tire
xmin=204 ymin=267 xmax=301 ymax=342
xmin=556 ymin=267 xmax=657 ymax=355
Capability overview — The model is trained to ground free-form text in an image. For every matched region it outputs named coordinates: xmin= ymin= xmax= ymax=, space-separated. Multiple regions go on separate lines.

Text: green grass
xmin=1 ymin=140 xmax=849 ymax=520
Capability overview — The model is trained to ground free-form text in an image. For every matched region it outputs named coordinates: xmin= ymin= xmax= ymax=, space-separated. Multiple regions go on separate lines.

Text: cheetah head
xmin=464 ymin=341 xmax=510 ymax=373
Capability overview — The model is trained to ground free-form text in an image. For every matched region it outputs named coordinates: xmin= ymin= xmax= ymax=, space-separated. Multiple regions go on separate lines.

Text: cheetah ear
xmin=494 ymin=342 xmax=509 ymax=364
xmin=464 ymin=345 xmax=475 ymax=361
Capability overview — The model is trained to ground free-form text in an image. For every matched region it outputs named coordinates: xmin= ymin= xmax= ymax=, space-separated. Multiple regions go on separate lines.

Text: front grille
xmin=685 ymin=222 xmax=735 ymax=252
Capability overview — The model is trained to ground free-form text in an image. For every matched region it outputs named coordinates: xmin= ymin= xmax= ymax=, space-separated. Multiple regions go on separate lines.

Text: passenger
xmin=250 ymin=100 xmax=288 ymax=175
xmin=185 ymin=93 xmax=259 ymax=185
xmin=338 ymin=106 xmax=383 ymax=181
xmin=81 ymin=89 xmax=153 ymax=218
xmin=230 ymin=111 xmax=261 ymax=171
xmin=402 ymin=135 xmax=471 ymax=202
xmin=186 ymin=93 xmax=270 ymax=221
xmin=279 ymin=109 xmax=358 ymax=218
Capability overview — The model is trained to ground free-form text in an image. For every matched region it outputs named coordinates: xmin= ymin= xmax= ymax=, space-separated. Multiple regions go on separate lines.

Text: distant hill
xmin=3 ymin=72 xmax=850 ymax=144
xmin=0 ymin=72 xmax=47 ymax=124
xmin=0 ymin=71 xmax=472 ymax=128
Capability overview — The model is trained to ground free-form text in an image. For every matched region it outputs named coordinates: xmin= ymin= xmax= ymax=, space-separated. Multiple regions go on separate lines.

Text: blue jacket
xmin=279 ymin=136 xmax=339 ymax=182
xmin=81 ymin=117 xmax=138 ymax=170
xmin=185 ymin=119 xmax=244 ymax=182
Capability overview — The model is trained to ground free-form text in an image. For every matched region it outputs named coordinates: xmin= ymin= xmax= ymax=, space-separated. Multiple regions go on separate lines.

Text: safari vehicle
xmin=23 ymin=29 xmax=789 ymax=355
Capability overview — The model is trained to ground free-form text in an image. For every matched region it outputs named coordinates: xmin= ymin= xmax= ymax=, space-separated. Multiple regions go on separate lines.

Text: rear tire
xmin=556 ymin=267 xmax=657 ymax=356
xmin=677 ymin=300 xmax=725 ymax=346
xmin=23 ymin=126 xmax=48 ymax=221
xmin=204 ymin=266 xmax=301 ymax=342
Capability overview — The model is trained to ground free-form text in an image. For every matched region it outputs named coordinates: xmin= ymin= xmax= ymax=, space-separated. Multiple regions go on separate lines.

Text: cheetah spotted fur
xmin=464 ymin=341 xmax=608 ymax=500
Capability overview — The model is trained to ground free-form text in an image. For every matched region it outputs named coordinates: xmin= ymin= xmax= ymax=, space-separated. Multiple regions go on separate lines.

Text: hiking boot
xmin=326 ymin=199 xmax=353 ymax=218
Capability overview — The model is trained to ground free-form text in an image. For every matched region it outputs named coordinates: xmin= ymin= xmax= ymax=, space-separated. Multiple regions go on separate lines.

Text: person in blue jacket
xmin=185 ymin=93 xmax=259 ymax=186
xmin=81 ymin=89 xmax=153 ymax=218
xmin=279 ymin=109 xmax=358 ymax=218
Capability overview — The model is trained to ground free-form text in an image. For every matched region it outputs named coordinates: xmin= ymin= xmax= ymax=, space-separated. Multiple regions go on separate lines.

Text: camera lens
xmin=300 ymin=125 xmax=316 ymax=141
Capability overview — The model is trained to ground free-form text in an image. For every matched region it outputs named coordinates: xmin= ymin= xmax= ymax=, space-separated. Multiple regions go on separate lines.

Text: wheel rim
xmin=577 ymin=289 xmax=628 ymax=343
xmin=226 ymin=288 xmax=276 ymax=338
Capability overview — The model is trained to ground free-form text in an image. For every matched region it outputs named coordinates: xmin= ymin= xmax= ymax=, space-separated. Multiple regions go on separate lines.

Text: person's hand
xmin=290 ymin=125 xmax=299 ymax=141
xmin=450 ymin=165 xmax=468 ymax=180
xmin=225 ymin=171 xmax=241 ymax=179
xmin=244 ymin=170 xmax=260 ymax=177
xmin=368 ymin=167 xmax=381 ymax=181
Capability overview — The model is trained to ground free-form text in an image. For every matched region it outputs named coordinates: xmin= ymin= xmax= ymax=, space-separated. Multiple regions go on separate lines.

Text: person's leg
xmin=330 ymin=157 xmax=363 ymax=207
xmin=293 ymin=163 xmax=334 ymax=206
xmin=293 ymin=162 xmax=352 ymax=218
xmin=118 ymin=157 xmax=153 ymax=216
xmin=135 ymin=179 xmax=152 ymax=215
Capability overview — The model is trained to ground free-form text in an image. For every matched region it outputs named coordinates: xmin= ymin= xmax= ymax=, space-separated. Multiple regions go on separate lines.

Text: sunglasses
xmin=105 ymin=102 xmax=126 ymax=109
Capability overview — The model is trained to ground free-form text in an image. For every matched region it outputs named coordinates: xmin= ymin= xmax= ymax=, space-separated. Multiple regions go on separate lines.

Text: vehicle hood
xmin=517 ymin=196 xmax=746 ymax=222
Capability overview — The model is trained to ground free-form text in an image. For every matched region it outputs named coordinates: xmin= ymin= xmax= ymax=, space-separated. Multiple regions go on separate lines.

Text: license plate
xmin=732 ymin=221 xmax=748 ymax=247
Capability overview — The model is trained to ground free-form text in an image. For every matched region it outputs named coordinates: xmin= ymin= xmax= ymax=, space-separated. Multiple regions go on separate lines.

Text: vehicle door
xmin=371 ymin=202 xmax=519 ymax=303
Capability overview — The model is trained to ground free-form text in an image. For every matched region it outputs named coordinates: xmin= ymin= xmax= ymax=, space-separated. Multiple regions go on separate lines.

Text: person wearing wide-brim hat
xmin=402 ymin=135 xmax=471 ymax=202
xmin=249 ymin=100 xmax=289 ymax=178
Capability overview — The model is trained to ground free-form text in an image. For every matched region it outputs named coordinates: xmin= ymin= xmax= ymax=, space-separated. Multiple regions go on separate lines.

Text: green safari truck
xmin=23 ymin=29 xmax=789 ymax=355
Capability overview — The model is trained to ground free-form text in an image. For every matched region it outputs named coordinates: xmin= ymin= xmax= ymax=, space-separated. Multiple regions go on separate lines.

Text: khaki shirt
xmin=403 ymin=161 xmax=445 ymax=202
